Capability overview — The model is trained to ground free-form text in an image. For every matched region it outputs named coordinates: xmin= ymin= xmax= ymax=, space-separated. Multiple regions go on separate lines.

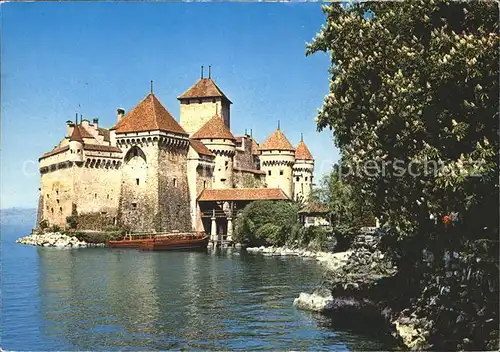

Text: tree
xmin=234 ymin=200 xmax=301 ymax=247
xmin=308 ymin=2 xmax=498 ymax=349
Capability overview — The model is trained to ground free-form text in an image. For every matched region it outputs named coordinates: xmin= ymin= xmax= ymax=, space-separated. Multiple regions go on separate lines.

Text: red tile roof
xmin=177 ymin=78 xmax=232 ymax=103
xmin=251 ymin=139 xmax=260 ymax=155
xmin=98 ymin=127 xmax=110 ymax=142
xmin=189 ymin=139 xmax=215 ymax=157
xmin=83 ymin=144 xmax=122 ymax=153
xmin=39 ymin=145 xmax=70 ymax=160
xmin=295 ymin=140 xmax=314 ymax=160
xmin=299 ymin=202 xmax=329 ymax=214
xmin=191 ymin=115 xmax=236 ymax=141
xmin=198 ymin=188 xmax=289 ymax=201
xmin=78 ymin=125 xmax=95 ymax=139
xmin=233 ymin=167 xmax=266 ymax=175
xmin=113 ymin=93 xmax=187 ymax=135
xmin=70 ymin=125 xmax=83 ymax=142
xmin=260 ymin=129 xmax=295 ymax=151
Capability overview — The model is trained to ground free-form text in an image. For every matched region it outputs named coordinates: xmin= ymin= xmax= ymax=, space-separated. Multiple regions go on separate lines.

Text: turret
xmin=177 ymin=67 xmax=232 ymax=136
xmin=69 ymin=123 xmax=84 ymax=162
xmin=293 ymin=134 xmax=314 ymax=201
xmin=259 ymin=124 xmax=295 ymax=198
xmin=191 ymin=114 xmax=236 ymax=189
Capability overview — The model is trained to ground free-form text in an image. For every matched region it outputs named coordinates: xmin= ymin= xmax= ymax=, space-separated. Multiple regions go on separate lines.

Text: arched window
xmin=124 ymin=146 xmax=147 ymax=163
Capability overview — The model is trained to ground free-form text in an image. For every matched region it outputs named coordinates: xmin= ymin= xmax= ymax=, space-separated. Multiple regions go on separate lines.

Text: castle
xmin=37 ymin=71 xmax=315 ymax=241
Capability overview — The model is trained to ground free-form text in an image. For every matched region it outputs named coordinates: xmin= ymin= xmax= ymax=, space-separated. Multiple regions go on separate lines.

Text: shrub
xmin=66 ymin=215 xmax=78 ymax=230
xmin=234 ymin=200 xmax=300 ymax=247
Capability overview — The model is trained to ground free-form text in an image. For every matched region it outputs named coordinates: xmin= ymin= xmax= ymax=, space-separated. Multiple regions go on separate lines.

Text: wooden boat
xmin=107 ymin=233 xmax=154 ymax=248
xmin=107 ymin=232 xmax=208 ymax=250
xmin=140 ymin=234 xmax=209 ymax=251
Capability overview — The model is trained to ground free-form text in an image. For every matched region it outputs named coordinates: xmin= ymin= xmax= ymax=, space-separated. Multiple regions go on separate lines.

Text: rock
xmin=293 ymin=292 xmax=334 ymax=312
xmin=16 ymin=232 xmax=101 ymax=249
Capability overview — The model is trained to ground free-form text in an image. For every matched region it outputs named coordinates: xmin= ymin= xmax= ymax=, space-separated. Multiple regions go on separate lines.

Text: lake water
xmin=1 ymin=219 xmax=390 ymax=351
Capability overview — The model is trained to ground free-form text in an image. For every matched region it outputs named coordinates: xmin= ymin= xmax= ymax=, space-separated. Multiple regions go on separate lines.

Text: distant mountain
xmin=0 ymin=208 xmax=37 ymax=227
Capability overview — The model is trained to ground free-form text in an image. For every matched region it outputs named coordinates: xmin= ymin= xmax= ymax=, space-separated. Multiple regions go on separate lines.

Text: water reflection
xmin=35 ymin=248 xmax=389 ymax=350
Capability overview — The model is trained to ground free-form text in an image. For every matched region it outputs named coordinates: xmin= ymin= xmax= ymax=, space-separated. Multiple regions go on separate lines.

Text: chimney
xmin=93 ymin=118 xmax=99 ymax=129
xmin=117 ymin=108 xmax=125 ymax=122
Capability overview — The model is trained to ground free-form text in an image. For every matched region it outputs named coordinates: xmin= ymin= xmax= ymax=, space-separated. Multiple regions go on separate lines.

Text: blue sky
xmin=1 ymin=2 xmax=339 ymax=209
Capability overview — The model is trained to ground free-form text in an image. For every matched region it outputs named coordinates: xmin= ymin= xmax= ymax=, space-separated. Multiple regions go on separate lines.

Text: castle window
xmin=47 ymin=194 xmax=50 ymax=199
xmin=198 ymin=99 xmax=202 ymax=104
xmin=107 ymin=194 xmax=110 ymax=199
xmin=296 ymin=176 xmax=300 ymax=182
xmin=173 ymin=178 xmax=177 ymax=187
xmin=56 ymin=190 xmax=59 ymax=195
xmin=51 ymin=208 xmax=54 ymax=214
xmin=305 ymin=177 xmax=308 ymax=181
xmin=268 ymin=170 xmax=271 ymax=176
xmin=95 ymin=193 xmax=97 ymax=199
xmin=280 ymin=170 xmax=284 ymax=176
xmin=136 ymin=178 xmax=140 ymax=186
xmin=203 ymin=181 xmax=207 ymax=188
xmin=221 ymin=178 xmax=226 ymax=183
xmin=56 ymin=199 xmax=60 ymax=204
xmin=46 ymin=205 xmax=49 ymax=210
xmin=132 ymin=202 xmax=137 ymax=208
xmin=59 ymin=207 xmax=62 ymax=213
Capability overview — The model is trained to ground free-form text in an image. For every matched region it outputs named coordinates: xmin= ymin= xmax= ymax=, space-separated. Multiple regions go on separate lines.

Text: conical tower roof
xmin=113 ymin=93 xmax=187 ymax=135
xmin=70 ymin=124 xmax=84 ymax=142
xmin=191 ymin=114 xmax=235 ymax=141
xmin=260 ymin=129 xmax=295 ymax=151
xmin=177 ymin=78 xmax=232 ymax=103
xmin=295 ymin=137 xmax=314 ymax=160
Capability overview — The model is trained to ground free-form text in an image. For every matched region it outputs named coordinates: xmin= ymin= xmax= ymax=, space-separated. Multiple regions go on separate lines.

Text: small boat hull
xmin=140 ymin=235 xmax=209 ymax=251
xmin=107 ymin=239 xmax=153 ymax=248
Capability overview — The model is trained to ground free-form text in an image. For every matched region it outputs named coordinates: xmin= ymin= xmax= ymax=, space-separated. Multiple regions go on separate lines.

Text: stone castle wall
xmin=118 ymin=143 xmax=159 ymax=232
xmin=234 ymin=136 xmax=254 ymax=170
xmin=39 ymin=164 xmax=75 ymax=227
xmin=233 ymin=170 xmax=265 ymax=189
xmin=157 ymin=145 xmax=192 ymax=232
xmin=179 ymin=98 xmax=230 ymax=135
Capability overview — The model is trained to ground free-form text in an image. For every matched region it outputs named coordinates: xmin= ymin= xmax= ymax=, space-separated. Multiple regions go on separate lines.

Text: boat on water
xmin=107 ymin=232 xmax=208 ymax=251
xmin=140 ymin=234 xmax=209 ymax=251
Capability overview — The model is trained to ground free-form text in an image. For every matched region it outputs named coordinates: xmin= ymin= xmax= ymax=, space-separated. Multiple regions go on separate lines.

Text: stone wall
xmin=233 ymin=170 xmax=265 ymax=188
xmin=179 ymin=98 xmax=230 ymax=135
xmin=234 ymin=136 xmax=254 ymax=169
xmin=73 ymin=161 xmax=121 ymax=217
xmin=157 ymin=145 xmax=192 ymax=232
xmin=39 ymin=163 xmax=75 ymax=227
xmin=259 ymin=150 xmax=295 ymax=198
xmin=76 ymin=212 xmax=115 ymax=231
xmin=118 ymin=144 xmax=159 ymax=232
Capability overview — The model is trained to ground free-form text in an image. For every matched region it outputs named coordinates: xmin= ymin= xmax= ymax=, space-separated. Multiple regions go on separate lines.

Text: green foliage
xmin=308 ymin=1 xmax=498 ymax=349
xmin=49 ymin=224 xmax=61 ymax=233
xmin=39 ymin=219 xmax=49 ymax=230
xmin=66 ymin=215 xmax=78 ymax=230
xmin=74 ymin=231 xmax=121 ymax=244
xmin=234 ymin=200 xmax=301 ymax=247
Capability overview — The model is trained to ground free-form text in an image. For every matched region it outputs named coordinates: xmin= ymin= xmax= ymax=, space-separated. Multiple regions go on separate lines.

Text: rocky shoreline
xmin=246 ymin=246 xmax=352 ymax=271
xmin=16 ymin=232 xmax=105 ymax=248
xmin=289 ymin=234 xmax=430 ymax=350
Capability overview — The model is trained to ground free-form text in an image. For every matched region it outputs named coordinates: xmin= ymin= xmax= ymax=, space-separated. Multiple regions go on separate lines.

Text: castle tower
xmin=177 ymin=71 xmax=232 ymax=136
xmin=191 ymin=114 xmax=236 ymax=189
xmin=69 ymin=123 xmax=84 ymax=163
xmin=293 ymin=135 xmax=314 ymax=202
xmin=112 ymin=92 xmax=192 ymax=232
xmin=259 ymin=126 xmax=295 ymax=198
